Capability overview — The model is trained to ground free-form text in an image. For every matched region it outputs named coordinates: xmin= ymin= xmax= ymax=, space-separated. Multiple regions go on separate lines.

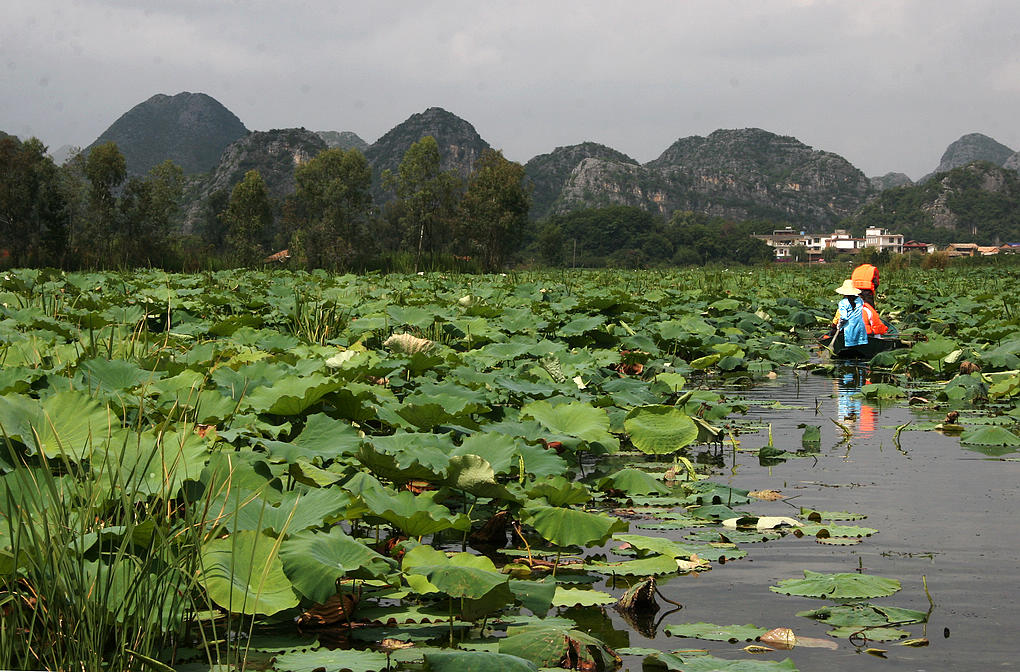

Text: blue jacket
xmin=838 ymin=296 xmax=868 ymax=347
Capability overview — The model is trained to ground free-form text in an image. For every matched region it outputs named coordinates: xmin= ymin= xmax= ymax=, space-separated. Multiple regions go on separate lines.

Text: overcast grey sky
xmin=3 ymin=1 xmax=1018 ymax=179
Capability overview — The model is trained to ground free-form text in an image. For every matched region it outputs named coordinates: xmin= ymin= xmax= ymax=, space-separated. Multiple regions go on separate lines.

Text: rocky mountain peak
xmin=934 ymin=132 xmax=1015 ymax=174
xmin=87 ymin=91 xmax=247 ymax=175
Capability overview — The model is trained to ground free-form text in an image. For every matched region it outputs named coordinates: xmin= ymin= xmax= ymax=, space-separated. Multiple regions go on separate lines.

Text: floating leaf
xmin=524 ymin=505 xmax=628 ymax=548
xmin=771 ymin=571 xmax=901 ymax=599
xmin=624 ymin=405 xmax=699 ymax=454
xmin=664 ymin=622 xmax=766 ymax=643
xmin=423 ymin=651 xmax=538 ymax=672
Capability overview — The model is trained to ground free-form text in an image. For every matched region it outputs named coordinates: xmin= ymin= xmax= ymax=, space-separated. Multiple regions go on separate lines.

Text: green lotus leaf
xmin=960 ymin=426 xmax=1020 ymax=446
xmin=597 ymin=467 xmax=670 ymax=495
xmin=358 ymin=433 xmax=453 ymax=483
xmin=796 ymin=524 xmax=878 ymax=538
xmin=443 ymin=454 xmax=519 ymax=501
xmin=79 ymin=357 xmax=162 ymax=394
xmin=551 ymin=587 xmax=616 ymax=607
xmin=508 ymin=578 xmax=556 ymax=616
xmin=799 ymin=508 xmax=868 ymax=521
xmin=521 ymin=400 xmax=618 ymax=451
xmin=526 ymin=476 xmax=592 ymax=506
xmin=243 ymin=373 xmax=341 ymax=415
xmin=229 ymin=487 xmax=353 ymax=536
xmin=451 ymin=432 xmax=521 ymax=474
xmin=909 ymin=338 xmax=959 ymax=362
xmin=825 ymin=625 xmax=911 ymax=641
xmin=93 ymin=426 xmax=211 ymax=499
xmin=273 ymin=648 xmax=388 ymax=672
xmin=499 ymin=625 xmax=619 ymax=670
xmin=0 ymin=390 xmax=118 ymax=461
xmin=859 ymin=383 xmax=906 ymax=399
xmin=624 ymin=405 xmax=699 ymax=454
xmin=584 ymin=553 xmax=682 ymax=576
xmin=424 ymin=651 xmax=538 ymax=672
xmin=360 ymin=488 xmax=470 ymax=538
xmin=524 ymin=505 xmax=628 ymax=548
xmin=796 ymin=603 xmax=927 ymax=628
xmin=663 ymin=622 xmax=767 ymax=642
xmin=649 ymin=652 xmax=798 ymax=671
xmin=280 ymin=528 xmax=395 ymax=603
xmin=200 ymin=530 xmax=298 ymax=616
xmin=260 ymin=413 xmax=363 ymax=463
xmin=771 ymin=570 xmax=901 ymax=599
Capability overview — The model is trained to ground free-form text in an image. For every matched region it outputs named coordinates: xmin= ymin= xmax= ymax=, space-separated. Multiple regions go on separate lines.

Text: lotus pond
xmin=0 ymin=263 xmax=1018 ymax=672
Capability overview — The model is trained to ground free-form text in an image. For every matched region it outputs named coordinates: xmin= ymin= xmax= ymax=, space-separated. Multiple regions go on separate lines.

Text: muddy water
xmin=616 ymin=366 xmax=1020 ymax=671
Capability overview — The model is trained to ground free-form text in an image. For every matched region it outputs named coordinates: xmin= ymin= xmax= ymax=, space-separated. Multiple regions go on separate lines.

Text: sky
xmin=3 ymin=0 xmax=1018 ymax=180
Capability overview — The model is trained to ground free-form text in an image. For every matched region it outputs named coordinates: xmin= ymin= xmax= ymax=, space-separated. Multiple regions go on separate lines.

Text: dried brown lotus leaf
xmin=743 ymin=645 xmax=775 ymax=654
xmin=749 ymin=489 xmax=785 ymax=501
xmin=383 ymin=333 xmax=435 ymax=354
xmin=898 ymin=638 xmax=930 ymax=647
xmin=760 ymin=627 xmax=797 ymax=649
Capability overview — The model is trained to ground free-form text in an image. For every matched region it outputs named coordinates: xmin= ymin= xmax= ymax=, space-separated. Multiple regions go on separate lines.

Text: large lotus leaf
xmin=960 ymin=426 xmax=1020 ymax=446
xmin=499 ymin=625 xmax=619 ymax=670
xmin=279 ymin=527 xmax=395 ymax=603
xmin=859 ymin=383 xmax=906 ymax=399
xmin=585 ymin=553 xmax=690 ymax=576
xmin=526 ymin=476 xmax=592 ymax=506
xmin=0 ymin=390 xmax=118 ymax=461
xmin=358 ymin=433 xmax=453 ymax=483
xmin=77 ymin=357 xmax=155 ymax=394
xmin=521 ymin=400 xmax=618 ymax=451
xmin=514 ymin=441 xmax=569 ymax=479
xmin=451 ymin=432 xmax=522 ymax=475
xmin=200 ymin=530 xmax=299 ymax=616
xmin=663 ymin=622 xmax=767 ymax=642
xmin=260 ymin=413 xmax=363 ymax=463
xmin=243 ymin=374 xmax=341 ymax=415
xmin=424 ymin=651 xmax=538 ymax=672
xmin=524 ymin=505 xmax=628 ymax=548
xmin=359 ymin=488 xmax=470 ymax=538
xmin=909 ymin=338 xmax=958 ymax=362
xmin=508 ymin=578 xmax=556 ymax=616
xmin=796 ymin=603 xmax=927 ymax=628
xmin=624 ymin=405 xmax=699 ymax=454
xmin=229 ymin=487 xmax=353 ymax=536
xmin=551 ymin=587 xmax=616 ymax=607
xmin=273 ymin=648 xmax=388 ymax=672
xmin=649 ymin=652 xmax=798 ymax=671
xmin=597 ymin=468 xmax=670 ymax=495
xmin=200 ymin=450 xmax=283 ymax=507
xmin=443 ymin=454 xmax=519 ymax=501
xmin=771 ymin=570 xmax=901 ymax=599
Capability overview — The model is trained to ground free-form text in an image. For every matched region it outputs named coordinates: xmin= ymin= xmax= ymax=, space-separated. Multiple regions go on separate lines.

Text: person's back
xmin=852 ymin=264 xmax=879 ymax=306
xmin=861 ymin=301 xmax=888 ymax=336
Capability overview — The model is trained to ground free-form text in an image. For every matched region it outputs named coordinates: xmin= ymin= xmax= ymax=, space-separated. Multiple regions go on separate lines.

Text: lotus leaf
xmin=649 ymin=652 xmax=799 ymax=671
xmin=663 ymin=622 xmax=767 ymax=642
xmin=624 ymin=405 xmax=699 ymax=454
xmin=0 ymin=390 xmax=117 ymax=460
xmin=521 ymin=400 xmax=618 ymax=451
xmin=597 ymin=468 xmax=670 ymax=495
xmin=243 ymin=374 xmax=340 ymax=415
xmin=584 ymin=553 xmax=682 ymax=576
xmin=359 ymin=488 xmax=470 ymax=538
xmin=524 ymin=505 xmax=628 ymax=548
xmin=508 ymin=578 xmax=556 ymax=616
xmin=423 ymin=651 xmax=538 ymax=672
xmin=498 ymin=624 xmax=619 ymax=670
xmin=859 ymin=383 xmax=906 ymax=399
xmin=280 ymin=527 xmax=394 ymax=603
xmin=551 ymin=587 xmax=617 ymax=607
xmin=959 ymin=426 xmax=1020 ymax=446
xmin=796 ymin=603 xmax=927 ymax=628
xmin=200 ymin=530 xmax=299 ymax=616
xmin=527 ymin=476 xmax=592 ymax=506
xmin=443 ymin=454 xmax=519 ymax=501
xmin=273 ymin=648 xmax=388 ymax=672
xmin=260 ymin=413 xmax=363 ymax=463
xmin=771 ymin=571 xmax=901 ymax=599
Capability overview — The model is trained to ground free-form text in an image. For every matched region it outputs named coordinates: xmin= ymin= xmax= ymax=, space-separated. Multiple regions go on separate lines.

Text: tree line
xmin=1 ymin=132 xmax=774 ymax=272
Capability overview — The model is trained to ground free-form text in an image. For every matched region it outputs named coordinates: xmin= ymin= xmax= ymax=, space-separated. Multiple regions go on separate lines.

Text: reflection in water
xmin=835 ymin=365 xmax=878 ymax=437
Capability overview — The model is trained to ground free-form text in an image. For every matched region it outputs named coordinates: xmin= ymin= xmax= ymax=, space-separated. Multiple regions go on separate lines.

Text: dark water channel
xmin=612 ymin=366 xmax=1020 ymax=671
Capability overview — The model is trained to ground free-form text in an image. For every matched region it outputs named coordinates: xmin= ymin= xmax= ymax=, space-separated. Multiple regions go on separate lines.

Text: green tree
xmin=291 ymin=148 xmax=373 ymax=269
xmin=115 ymin=160 xmax=183 ymax=267
xmin=223 ymin=169 xmax=274 ymax=266
xmin=80 ymin=142 xmax=127 ymax=266
xmin=537 ymin=221 xmax=565 ymax=267
xmin=458 ymin=149 xmax=531 ymax=271
xmin=382 ymin=136 xmax=463 ymax=272
xmin=0 ymin=136 xmax=69 ymax=266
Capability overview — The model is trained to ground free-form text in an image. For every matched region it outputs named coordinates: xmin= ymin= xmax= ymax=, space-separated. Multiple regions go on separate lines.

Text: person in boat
xmin=822 ymin=277 xmax=888 ymax=342
xmin=851 ymin=263 xmax=879 ymax=306
xmin=831 ymin=279 xmax=869 ymax=348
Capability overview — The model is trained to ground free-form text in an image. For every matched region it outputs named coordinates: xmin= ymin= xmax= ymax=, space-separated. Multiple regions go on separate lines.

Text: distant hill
xmin=919 ymin=133 xmax=1016 ymax=182
xmin=1004 ymin=150 xmax=1020 ymax=173
xmin=853 ymin=161 xmax=1020 ymax=245
xmin=540 ymin=128 xmax=873 ymax=228
xmin=317 ymin=131 xmax=369 ymax=152
xmin=524 ymin=142 xmax=639 ymax=220
xmin=184 ymin=128 xmax=327 ymax=229
xmin=870 ymin=172 xmax=913 ymax=191
xmin=364 ymin=107 xmax=489 ymax=199
xmin=87 ymin=92 xmax=248 ymax=175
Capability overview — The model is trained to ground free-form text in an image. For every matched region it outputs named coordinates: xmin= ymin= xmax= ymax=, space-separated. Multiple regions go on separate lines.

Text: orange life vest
xmin=851 ymin=264 xmax=879 ymax=291
xmin=861 ymin=302 xmax=887 ymax=335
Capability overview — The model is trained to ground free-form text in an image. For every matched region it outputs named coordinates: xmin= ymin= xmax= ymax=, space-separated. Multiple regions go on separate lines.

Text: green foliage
xmin=224 ymin=169 xmax=274 ymax=265
xmin=459 ymin=149 xmax=532 ymax=271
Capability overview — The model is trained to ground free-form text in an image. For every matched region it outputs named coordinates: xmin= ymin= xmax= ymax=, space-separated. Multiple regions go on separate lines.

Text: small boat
xmin=828 ymin=328 xmax=906 ymax=360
